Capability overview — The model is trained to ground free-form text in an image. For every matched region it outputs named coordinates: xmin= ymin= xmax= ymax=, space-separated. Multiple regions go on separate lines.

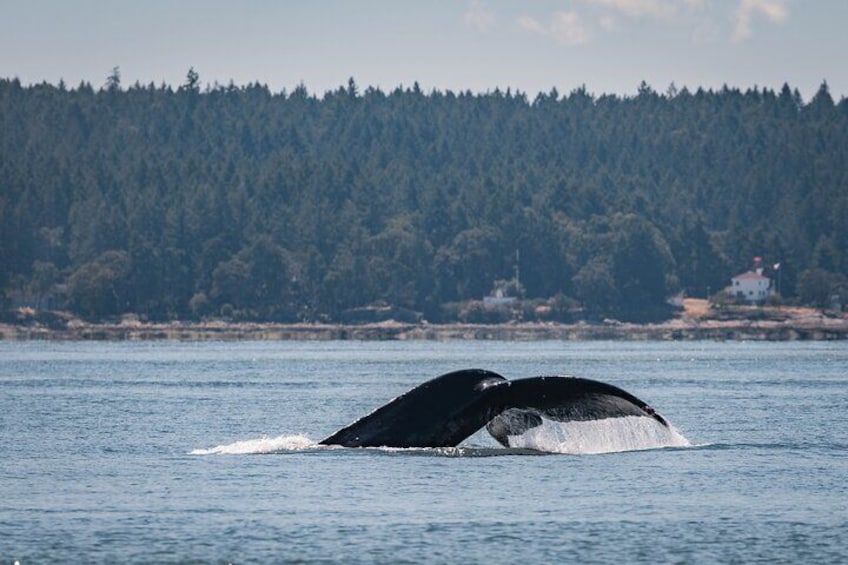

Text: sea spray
xmin=191 ymin=434 xmax=316 ymax=455
xmin=505 ymin=415 xmax=690 ymax=454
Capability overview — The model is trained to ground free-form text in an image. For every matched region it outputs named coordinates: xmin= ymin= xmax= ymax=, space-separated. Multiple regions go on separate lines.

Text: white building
xmin=483 ymin=288 xmax=517 ymax=309
xmin=729 ymin=271 xmax=772 ymax=303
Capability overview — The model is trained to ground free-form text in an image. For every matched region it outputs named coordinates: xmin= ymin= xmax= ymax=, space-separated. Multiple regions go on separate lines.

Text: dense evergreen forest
xmin=1 ymin=71 xmax=846 ymax=323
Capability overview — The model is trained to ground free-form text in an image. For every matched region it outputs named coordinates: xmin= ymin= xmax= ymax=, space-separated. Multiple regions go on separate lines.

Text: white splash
xmin=505 ymin=416 xmax=690 ymax=454
xmin=190 ymin=434 xmax=316 ymax=455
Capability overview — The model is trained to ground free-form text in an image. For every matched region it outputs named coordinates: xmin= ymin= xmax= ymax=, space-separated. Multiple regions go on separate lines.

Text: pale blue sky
xmin=1 ymin=0 xmax=845 ymax=100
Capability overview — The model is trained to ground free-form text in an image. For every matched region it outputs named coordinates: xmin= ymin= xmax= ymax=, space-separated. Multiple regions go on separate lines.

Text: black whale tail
xmin=319 ymin=369 xmax=507 ymax=448
xmin=320 ymin=369 xmax=670 ymax=449
xmin=484 ymin=376 xmax=668 ymax=447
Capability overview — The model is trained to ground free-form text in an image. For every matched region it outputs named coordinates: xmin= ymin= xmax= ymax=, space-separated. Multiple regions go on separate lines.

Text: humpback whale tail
xmin=320 ymin=369 xmax=674 ymax=451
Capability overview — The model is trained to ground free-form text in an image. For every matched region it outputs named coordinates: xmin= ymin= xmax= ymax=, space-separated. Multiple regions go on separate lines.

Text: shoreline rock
xmin=2 ymin=317 xmax=847 ymax=342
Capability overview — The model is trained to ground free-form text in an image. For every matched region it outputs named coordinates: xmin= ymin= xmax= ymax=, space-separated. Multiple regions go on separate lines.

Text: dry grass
xmin=682 ymin=298 xmax=837 ymax=321
xmin=682 ymin=298 xmax=711 ymax=319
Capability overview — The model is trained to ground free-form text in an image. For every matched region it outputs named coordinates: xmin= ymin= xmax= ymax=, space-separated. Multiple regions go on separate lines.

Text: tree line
xmin=1 ymin=71 xmax=846 ymax=323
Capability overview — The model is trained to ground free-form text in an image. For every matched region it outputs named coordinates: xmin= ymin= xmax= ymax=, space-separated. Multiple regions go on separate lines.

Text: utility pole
xmin=515 ymin=249 xmax=520 ymax=295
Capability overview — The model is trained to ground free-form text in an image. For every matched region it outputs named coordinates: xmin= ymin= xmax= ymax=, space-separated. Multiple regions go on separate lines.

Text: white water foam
xmin=505 ymin=416 xmax=690 ymax=454
xmin=190 ymin=418 xmax=690 ymax=456
xmin=190 ymin=434 xmax=317 ymax=455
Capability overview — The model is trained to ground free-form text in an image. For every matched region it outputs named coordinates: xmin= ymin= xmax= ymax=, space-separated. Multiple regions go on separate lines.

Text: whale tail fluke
xmin=320 ymin=370 xmax=671 ymax=450
xmin=319 ymin=369 xmax=507 ymax=448
xmin=483 ymin=376 xmax=669 ymax=447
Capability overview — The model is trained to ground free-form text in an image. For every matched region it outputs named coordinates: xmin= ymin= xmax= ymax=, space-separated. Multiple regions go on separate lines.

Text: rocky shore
xmin=2 ymin=305 xmax=846 ymax=341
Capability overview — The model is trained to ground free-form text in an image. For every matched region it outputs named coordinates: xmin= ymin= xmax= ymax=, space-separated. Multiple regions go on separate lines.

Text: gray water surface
xmin=2 ymin=340 xmax=846 ymax=563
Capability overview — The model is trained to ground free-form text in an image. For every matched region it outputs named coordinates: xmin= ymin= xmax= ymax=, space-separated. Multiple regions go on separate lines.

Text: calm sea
xmin=1 ymin=340 xmax=846 ymax=563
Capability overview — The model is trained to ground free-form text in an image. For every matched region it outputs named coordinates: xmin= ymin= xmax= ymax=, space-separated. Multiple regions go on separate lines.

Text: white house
xmin=483 ymin=287 xmax=517 ymax=309
xmin=728 ymin=270 xmax=772 ymax=303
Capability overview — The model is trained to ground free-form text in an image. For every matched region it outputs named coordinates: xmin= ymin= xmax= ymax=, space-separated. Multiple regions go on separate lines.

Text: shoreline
xmin=2 ymin=315 xmax=847 ymax=341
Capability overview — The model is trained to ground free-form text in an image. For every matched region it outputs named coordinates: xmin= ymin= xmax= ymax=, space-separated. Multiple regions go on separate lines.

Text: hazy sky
xmin=1 ymin=0 xmax=845 ymax=101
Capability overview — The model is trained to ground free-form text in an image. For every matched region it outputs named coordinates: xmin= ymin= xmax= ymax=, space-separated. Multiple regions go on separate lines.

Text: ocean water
xmin=1 ymin=340 xmax=846 ymax=563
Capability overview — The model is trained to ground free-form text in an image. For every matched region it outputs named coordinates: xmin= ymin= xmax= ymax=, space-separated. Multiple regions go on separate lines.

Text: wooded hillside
xmin=1 ymin=74 xmax=846 ymax=322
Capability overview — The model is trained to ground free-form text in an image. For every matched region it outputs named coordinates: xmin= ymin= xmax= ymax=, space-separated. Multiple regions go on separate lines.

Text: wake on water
xmin=189 ymin=435 xmax=316 ymax=455
xmin=190 ymin=416 xmax=690 ymax=456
